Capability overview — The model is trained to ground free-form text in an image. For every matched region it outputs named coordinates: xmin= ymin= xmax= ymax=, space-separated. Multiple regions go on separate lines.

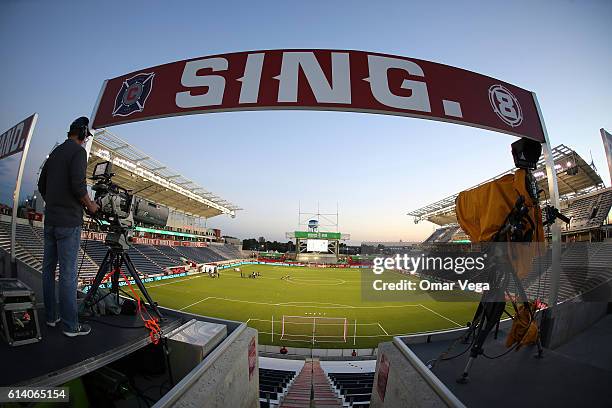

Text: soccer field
xmin=142 ymin=264 xmax=478 ymax=348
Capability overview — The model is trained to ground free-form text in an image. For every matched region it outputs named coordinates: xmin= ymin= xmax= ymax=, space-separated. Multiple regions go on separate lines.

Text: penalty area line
xmin=377 ymin=322 xmax=389 ymax=336
xmin=179 ymin=296 xmax=211 ymax=311
xmin=419 ymin=304 xmax=462 ymax=328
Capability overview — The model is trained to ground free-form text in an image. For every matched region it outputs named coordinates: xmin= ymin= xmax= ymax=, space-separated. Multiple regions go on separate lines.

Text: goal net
xmin=280 ymin=315 xmax=348 ymax=344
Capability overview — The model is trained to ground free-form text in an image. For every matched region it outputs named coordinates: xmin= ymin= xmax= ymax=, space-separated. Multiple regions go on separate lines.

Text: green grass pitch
xmin=142 ymin=264 xmax=479 ymax=349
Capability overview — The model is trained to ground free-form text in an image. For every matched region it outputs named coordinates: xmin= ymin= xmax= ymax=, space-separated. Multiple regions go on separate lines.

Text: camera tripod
xmin=455 ymin=196 xmax=568 ymax=384
xmin=455 ymin=246 xmax=542 ymax=384
xmin=82 ymin=229 xmax=163 ymax=319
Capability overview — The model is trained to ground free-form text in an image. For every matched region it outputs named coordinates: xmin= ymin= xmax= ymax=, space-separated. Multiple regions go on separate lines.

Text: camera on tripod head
xmin=90 ymin=161 xmax=134 ymax=249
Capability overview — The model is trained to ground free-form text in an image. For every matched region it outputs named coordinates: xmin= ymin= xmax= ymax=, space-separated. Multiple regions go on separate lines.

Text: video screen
xmin=93 ymin=161 xmax=110 ymax=177
xmin=306 ymin=239 xmax=328 ymax=252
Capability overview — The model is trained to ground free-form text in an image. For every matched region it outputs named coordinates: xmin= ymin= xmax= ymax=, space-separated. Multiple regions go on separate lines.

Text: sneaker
xmin=63 ymin=323 xmax=91 ymax=337
xmin=46 ymin=318 xmax=61 ymax=327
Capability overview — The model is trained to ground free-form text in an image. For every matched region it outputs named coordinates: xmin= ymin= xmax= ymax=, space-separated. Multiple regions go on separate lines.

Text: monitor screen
xmin=306 ymin=239 xmax=328 ymax=252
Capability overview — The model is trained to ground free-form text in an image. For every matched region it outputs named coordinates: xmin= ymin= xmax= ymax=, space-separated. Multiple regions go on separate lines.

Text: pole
xmin=353 ymin=319 xmax=357 ymax=346
xmin=10 ymin=113 xmax=38 ymax=277
xmin=600 ymin=128 xmax=612 ymax=185
xmin=271 ymin=315 xmax=274 ymax=343
xmin=532 ymin=93 xmax=561 ymax=307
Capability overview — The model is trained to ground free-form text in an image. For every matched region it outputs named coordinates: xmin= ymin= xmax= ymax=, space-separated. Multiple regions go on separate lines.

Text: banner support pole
xmin=10 ymin=113 xmax=38 ymax=277
xmin=532 ymin=93 xmax=561 ymax=308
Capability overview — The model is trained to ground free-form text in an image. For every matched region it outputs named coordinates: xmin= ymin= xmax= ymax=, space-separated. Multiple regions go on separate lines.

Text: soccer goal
xmin=280 ymin=315 xmax=348 ymax=344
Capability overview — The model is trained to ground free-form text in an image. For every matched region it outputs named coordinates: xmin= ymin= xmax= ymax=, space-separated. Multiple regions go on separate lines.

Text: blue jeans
xmin=42 ymin=225 xmax=81 ymax=332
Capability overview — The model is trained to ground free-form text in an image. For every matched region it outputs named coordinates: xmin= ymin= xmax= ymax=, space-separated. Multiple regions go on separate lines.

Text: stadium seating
xmin=523 ymin=242 xmax=612 ymax=302
xmin=424 ymin=225 xmax=462 ymax=243
xmin=560 ymin=189 xmax=612 ymax=232
xmin=0 ymin=220 xmax=41 ymax=270
xmin=0 ymin=220 xmax=99 ymax=278
xmin=81 ymin=239 xmax=108 ymax=266
xmin=327 ymin=372 xmax=374 ymax=407
xmin=132 ymin=244 xmax=178 ymax=268
xmin=208 ymin=243 xmax=243 ymax=260
xmin=155 ymin=245 xmax=184 ymax=262
xmin=258 ymin=368 xmax=296 ymax=407
xmin=173 ymin=246 xmax=225 ymax=263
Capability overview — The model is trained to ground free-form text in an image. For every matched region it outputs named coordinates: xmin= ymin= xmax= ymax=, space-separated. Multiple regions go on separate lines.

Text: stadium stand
xmin=259 ymin=368 xmax=297 ymax=407
xmin=424 ymin=225 xmax=460 ymax=243
xmin=1 ymin=217 xmax=245 ymax=282
xmin=523 ymin=242 xmax=612 ymax=302
xmin=0 ymin=220 xmax=100 ymax=278
xmin=173 ymin=246 xmax=225 ymax=263
xmin=132 ymin=243 xmax=178 ymax=268
xmin=327 ymin=372 xmax=374 ymax=407
xmin=155 ymin=244 xmax=185 ymax=263
xmin=0 ymin=220 xmax=40 ymax=270
xmin=560 ymin=188 xmax=612 ymax=232
xmin=209 ymin=243 xmax=243 ymax=260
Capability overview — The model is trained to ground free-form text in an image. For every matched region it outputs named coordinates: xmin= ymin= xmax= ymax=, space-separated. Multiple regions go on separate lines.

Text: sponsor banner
xmin=601 ymin=128 xmax=612 ymax=183
xmin=81 ymin=271 xmax=189 ymax=291
xmin=295 ymin=231 xmax=341 ymax=239
xmin=92 ymin=49 xmax=545 ymax=142
xmin=167 ymin=266 xmax=186 ymax=274
xmin=81 ymin=231 xmax=107 ymax=241
xmin=0 ymin=114 xmax=37 ymax=161
xmin=81 ymin=234 xmax=210 ymax=248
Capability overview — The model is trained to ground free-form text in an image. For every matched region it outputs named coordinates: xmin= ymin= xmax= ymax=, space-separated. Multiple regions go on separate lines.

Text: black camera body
xmin=90 ymin=161 xmax=134 ymax=249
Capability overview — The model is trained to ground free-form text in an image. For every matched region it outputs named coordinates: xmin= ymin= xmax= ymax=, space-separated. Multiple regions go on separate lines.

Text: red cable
xmin=116 ymin=269 xmax=161 ymax=345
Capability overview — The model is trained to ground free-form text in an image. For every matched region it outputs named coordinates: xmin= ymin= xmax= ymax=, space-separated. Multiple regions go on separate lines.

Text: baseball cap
xmin=69 ymin=116 xmax=93 ymax=136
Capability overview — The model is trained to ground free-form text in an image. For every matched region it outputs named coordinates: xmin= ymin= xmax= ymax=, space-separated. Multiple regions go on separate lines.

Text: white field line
xmin=178 ymin=295 xmax=421 ymax=310
xmin=179 ymin=296 xmax=211 ymax=311
xmin=419 ymin=304 xmax=462 ymax=327
xmin=377 ymin=322 xmax=389 ymax=336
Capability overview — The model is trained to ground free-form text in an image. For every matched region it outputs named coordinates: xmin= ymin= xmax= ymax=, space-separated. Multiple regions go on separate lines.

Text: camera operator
xmin=37 ymin=117 xmax=100 ymax=337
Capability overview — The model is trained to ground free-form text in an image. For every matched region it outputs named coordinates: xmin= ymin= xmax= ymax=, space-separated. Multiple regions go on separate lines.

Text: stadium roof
xmin=87 ymin=129 xmax=241 ymax=219
xmin=408 ymin=144 xmax=604 ymax=226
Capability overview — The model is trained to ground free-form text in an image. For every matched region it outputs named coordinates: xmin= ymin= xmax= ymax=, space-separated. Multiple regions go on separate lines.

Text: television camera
xmin=90 ymin=161 xmax=134 ymax=250
xmin=450 ymin=137 xmax=569 ymax=384
xmin=83 ymin=161 xmax=162 ymax=318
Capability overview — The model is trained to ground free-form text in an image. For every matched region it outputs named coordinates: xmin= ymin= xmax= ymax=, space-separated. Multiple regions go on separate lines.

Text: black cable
xmin=482 ymin=301 xmax=536 ymax=360
xmin=426 ymin=323 xmax=478 ymax=368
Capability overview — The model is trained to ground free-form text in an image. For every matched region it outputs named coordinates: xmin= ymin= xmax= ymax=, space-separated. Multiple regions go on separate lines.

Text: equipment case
xmin=0 ymin=278 xmax=41 ymax=346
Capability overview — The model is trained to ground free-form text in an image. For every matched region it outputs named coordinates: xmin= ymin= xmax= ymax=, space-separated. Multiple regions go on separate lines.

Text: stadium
xmin=1 ymin=5 xmax=612 ymax=407
xmin=2 ymin=122 xmax=612 ymax=407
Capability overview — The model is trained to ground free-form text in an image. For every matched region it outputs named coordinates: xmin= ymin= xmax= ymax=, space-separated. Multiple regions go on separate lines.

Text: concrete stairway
xmin=280 ymin=360 xmax=342 ymax=408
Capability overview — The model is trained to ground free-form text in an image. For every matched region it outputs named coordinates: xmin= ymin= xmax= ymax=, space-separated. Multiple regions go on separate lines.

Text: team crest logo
xmin=112 ymin=72 xmax=155 ymax=117
xmin=488 ymin=84 xmax=523 ymax=127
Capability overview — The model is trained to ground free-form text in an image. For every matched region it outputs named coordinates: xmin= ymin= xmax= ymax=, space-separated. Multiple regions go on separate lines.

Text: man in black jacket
xmin=38 ymin=117 xmax=99 ymax=337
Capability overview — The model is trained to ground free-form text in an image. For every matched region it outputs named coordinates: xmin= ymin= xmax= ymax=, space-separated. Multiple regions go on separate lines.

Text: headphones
xmin=70 ymin=116 xmax=91 ymax=141
xmin=77 ymin=125 xmax=89 ymax=141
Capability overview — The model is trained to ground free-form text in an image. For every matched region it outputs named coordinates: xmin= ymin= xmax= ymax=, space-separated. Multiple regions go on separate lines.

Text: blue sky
xmin=1 ymin=0 xmax=611 ymax=243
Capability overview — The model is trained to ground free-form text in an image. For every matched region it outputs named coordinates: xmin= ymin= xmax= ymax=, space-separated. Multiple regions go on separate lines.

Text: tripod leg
xmin=494 ymin=319 xmax=500 ymax=340
xmin=463 ymin=302 xmax=484 ymax=344
xmin=82 ymin=250 xmax=112 ymax=308
xmin=457 ymin=301 xmax=506 ymax=384
xmin=123 ymin=253 xmax=163 ymax=319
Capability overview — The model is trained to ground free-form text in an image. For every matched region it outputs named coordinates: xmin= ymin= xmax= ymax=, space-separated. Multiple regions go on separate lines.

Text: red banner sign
xmin=0 ymin=114 xmax=37 ymax=161
xmin=92 ymin=49 xmax=544 ymax=142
